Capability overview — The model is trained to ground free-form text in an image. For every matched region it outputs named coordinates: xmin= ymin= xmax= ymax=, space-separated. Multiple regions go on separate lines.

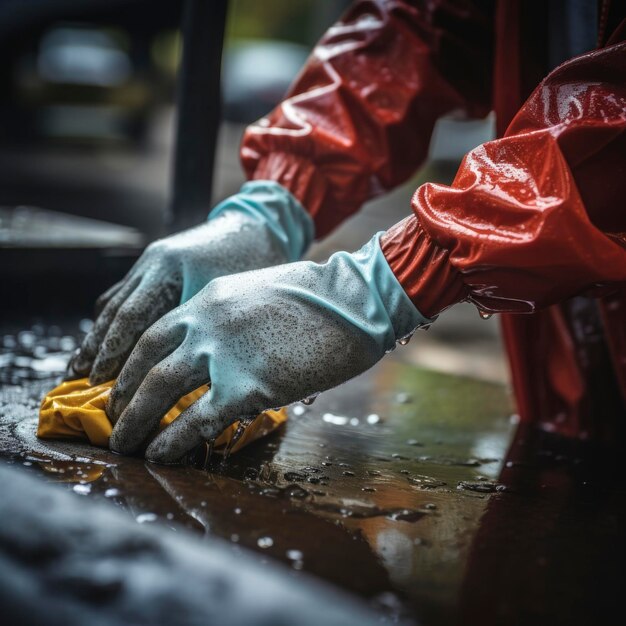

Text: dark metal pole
xmin=169 ymin=0 xmax=228 ymax=232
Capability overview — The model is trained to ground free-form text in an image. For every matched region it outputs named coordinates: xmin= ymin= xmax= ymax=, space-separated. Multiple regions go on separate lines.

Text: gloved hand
xmin=70 ymin=181 xmax=313 ymax=385
xmin=107 ymin=234 xmax=431 ymax=463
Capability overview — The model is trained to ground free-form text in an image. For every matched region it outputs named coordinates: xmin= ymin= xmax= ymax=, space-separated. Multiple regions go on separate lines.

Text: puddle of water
xmin=4 ymin=318 xmax=625 ymax=625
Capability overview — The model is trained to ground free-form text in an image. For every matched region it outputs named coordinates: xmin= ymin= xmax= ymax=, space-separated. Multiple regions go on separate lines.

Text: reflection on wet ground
xmin=1 ymin=319 xmax=625 ymax=625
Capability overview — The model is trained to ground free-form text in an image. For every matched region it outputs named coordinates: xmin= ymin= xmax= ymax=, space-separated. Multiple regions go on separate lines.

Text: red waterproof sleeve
xmin=241 ymin=0 xmax=494 ymax=238
xmin=381 ymin=41 xmax=626 ymax=318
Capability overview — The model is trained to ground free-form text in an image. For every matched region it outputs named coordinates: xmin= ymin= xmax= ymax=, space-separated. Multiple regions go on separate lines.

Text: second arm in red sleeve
xmin=240 ymin=0 xmax=494 ymax=238
xmin=381 ymin=40 xmax=626 ymax=318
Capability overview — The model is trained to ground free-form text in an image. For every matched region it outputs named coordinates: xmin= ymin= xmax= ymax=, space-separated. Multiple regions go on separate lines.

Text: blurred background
xmin=0 ymin=0 xmax=506 ymax=386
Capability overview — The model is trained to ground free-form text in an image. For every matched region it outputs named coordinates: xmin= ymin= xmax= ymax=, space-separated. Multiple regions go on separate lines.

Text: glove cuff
xmin=312 ymin=234 xmax=431 ymax=353
xmin=208 ymin=181 xmax=315 ymax=262
xmin=349 ymin=234 xmax=433 ymax=345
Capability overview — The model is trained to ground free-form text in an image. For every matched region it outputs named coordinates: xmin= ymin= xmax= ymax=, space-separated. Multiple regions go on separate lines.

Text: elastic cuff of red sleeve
xmin=380 ymin=215 xmax=468 ymax=318
xmin=248 ymin=152 xmax=331 ymax=236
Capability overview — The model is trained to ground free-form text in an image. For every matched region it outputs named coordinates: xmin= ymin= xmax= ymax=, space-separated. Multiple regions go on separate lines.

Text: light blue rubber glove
xmin=70 ymin=181 xmax=314 ymax=385
xmin=107 ymin=234 xmax=432 ymax=463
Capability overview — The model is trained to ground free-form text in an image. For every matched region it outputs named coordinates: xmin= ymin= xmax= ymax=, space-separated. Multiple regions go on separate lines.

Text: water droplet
xmin=234 ymin=507 xmax=242 ymax=515
xmin=286 ymin=549 xmax=303 ymax=561
xmin=301 ymin=393 xmax=319 ymax=406
xmin=72 ymin=484 xmax=91 ymax=495
xmin=322 ymin=413 xmax=350 ymax=425
xmin=387 ymin=509 xmax=426 ymax=523
xmin=136 ymin=513 xmax=157 ymax=523
xmin=2 ymin=334 xmax=17 ymax=349
xmin=373 ymin=591 xmax=403 ymax=615
xmin=397 ymin=330 xmax=415 ymax=346
xmin=366 ymin=413 xmax=380 ymax=424
xmin=292 ymin=405 xmax=306 ymax=416
xmin=231 ymin=533 xmax=240 ymax=542
xmin=286 ymin=485 xmax=309 ymax=499
xmin=284 ymin=471 xmax=306 ymax=482
xmin=18 ymin=331 xmax=35 ymax=348
xmin=457 ymin=481 xmax=503 ymax=493
xmin=257 ymin=536 xmax=274 ymax=548
xmin=33 ymin=345 xmax=47 ymax=358
xmin=104 ymin=488 xmax=120 ymax=498
xmin=59 ymin=336 xmax=76 ymax=351
xmin=408 ymin=475 xmax=447 ymax=489
xmin=223 ymin=419 xmax=251 ymax=460
xmin=478 ymin=309 xmax=493 ymax=320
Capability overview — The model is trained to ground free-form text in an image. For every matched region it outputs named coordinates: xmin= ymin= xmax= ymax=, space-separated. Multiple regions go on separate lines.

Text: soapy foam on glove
xmin=38 ymin=378 xmax=287 ymax=454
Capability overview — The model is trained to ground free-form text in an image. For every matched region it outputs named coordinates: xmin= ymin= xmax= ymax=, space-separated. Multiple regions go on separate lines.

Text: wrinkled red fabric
xmin=386 ymin=37 xmax=626 ymax=436
xmin=239 ymin=0 xmax=626 ymax=435
xmin=385 ymin=42 xmax=626 ymax=316
xmin=241 ymin=0 xmax=493 ymax=238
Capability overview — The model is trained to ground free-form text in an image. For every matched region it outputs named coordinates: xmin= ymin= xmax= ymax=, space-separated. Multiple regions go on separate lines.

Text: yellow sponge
xmin=38 ymin=378 xmax=287 ymax=455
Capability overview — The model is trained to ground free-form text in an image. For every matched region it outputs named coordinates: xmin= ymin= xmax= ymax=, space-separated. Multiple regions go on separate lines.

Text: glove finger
xmin=106 ymin=317 xmax=189 ymax=424
xmin=94 ymin=279 xmax=125 ymax=317
xmin=89 ymin=279 xmax=179 ymax=385
xmin=71 ymin=276 xmax=140 ymax=376
xmin=109 ymin=350 xmax=209 ymax=455
xmin=145 ymin=389 xmax=241 ymax=464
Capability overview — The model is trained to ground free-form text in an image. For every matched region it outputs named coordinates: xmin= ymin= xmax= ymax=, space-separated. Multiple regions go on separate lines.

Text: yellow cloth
xmin=38 ymin=378 xmax=287 ymax=454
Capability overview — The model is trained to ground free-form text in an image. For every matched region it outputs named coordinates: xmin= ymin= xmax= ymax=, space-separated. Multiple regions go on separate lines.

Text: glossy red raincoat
xmin=240 ymin=0 xmax=626 ymax=437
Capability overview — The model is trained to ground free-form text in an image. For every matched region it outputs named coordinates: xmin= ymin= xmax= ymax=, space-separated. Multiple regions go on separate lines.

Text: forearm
xmin=381 ymin=41 xmax=626 ymax=316
xmin=241 ymin=0 xmax=494 ymax=239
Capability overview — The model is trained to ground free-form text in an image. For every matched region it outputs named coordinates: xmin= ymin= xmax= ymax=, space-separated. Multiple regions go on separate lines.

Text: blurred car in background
xmin=14 ymin=24 xmax=159 ymax=143
xmin=0 ymin=0 xmax=180 ymax=147
xmin=10 ymin=28 xmax=310 ymax=142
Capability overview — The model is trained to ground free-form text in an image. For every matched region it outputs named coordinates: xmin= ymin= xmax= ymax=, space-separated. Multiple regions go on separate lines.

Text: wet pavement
xmin=1 ymin=319 xmax=625 ymax=625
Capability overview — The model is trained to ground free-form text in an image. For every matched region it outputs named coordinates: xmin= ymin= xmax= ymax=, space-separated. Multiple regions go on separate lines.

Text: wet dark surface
xmin=1 ymin=318 xmax=625 ymax=625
